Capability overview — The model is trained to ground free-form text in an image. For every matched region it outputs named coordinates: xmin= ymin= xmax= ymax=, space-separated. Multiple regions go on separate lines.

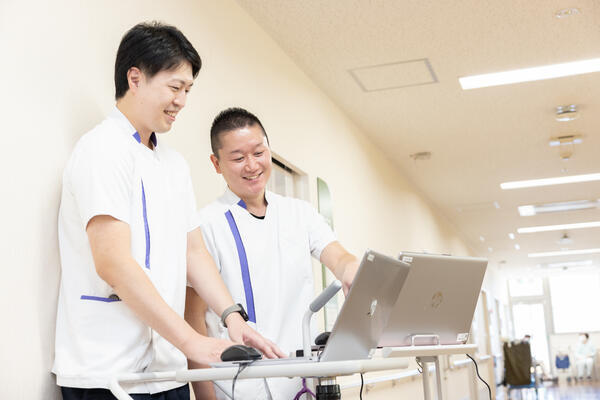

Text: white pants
xmin=576 ymin=357 xmax=594 ymax=378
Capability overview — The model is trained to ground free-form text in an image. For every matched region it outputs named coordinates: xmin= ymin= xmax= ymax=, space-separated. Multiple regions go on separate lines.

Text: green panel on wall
xmin=317 ymin=177 xmax=338 ymax=330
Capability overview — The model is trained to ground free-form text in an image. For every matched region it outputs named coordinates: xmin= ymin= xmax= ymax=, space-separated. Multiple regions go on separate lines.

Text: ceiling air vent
xmin=349 ymin=58 xmax=438 ymax=92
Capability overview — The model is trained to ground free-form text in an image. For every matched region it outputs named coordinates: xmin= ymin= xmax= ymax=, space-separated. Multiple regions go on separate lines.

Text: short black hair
xmin=114 ymin=21 xmax=201 ymax=99
xmin=582 ymin=333 xmax=589 ymax=339
xmin=210 ymin=107 xmax=269 ymax=157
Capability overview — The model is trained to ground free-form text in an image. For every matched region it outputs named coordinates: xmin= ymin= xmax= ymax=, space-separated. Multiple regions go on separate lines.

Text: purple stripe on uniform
xmin=225 ymin=210 xmax=256 ymax=323
xmin=132 ymin=132 xmax=157 ymax=147
xmin=141 ymin=180 xmax=150 ymax=269
xmin=80 ymin=295 xmax=121 ymax=302
xmin=237 ymin=199 xmax=247 ymax=209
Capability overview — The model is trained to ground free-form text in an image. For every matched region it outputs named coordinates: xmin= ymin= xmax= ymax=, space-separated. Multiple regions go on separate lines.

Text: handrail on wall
xmin=340 ymin=365 xmax=435 ymax=390
xmin=340 ymin=354 xmax=493 ymax=390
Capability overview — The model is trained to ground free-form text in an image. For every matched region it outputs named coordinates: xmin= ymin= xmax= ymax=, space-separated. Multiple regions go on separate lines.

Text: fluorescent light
xmin=546 ymin=260 xmax=593 ymax=268
xmin=459 ymin=57 xmax=600 ymax=90
xmin=518 ymin=200 xmax=599 ymax=216
xmin=518 ymin=205 xmax=536 ymax=216
xmin=514 ymin=244 xmax=521 ymax=250
xmin=518 ymin=221 xmax=600 ymax=234
xmin=528 ymin=248 xmax=600 ymax=258
xmin=501 ymin=173 xmax=600 ymax=189
xmin=508 ymin=233 xmax=515 ymax=240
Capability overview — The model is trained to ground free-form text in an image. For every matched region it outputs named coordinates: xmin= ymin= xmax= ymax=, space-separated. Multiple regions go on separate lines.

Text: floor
xmin=497 ymin=379 xmax=600 ymax=400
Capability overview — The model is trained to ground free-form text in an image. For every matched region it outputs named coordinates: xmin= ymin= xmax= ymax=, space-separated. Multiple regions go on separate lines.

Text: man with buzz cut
xmin=185 ymin=107 xmax=359 ymax=400
xmin=53 ymin=24 xmax=283 ymax=400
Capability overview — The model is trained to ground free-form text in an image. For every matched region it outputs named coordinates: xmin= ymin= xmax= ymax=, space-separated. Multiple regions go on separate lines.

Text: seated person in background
xmin=185 ymin=107 xmax=359 ymax=400
xmin=575 ymin=333 xmax=596 ymax=380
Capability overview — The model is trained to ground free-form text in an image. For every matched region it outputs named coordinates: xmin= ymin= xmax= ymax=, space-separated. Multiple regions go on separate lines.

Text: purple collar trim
xmin=132 ymin=132 xmax=157 ymax=147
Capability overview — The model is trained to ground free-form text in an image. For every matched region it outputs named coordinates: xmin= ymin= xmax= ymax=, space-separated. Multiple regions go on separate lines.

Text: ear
xmin=127 ymin=67 xmax=143 ymax=93
xmin=210 ymin=154 xmax=222 ymax=174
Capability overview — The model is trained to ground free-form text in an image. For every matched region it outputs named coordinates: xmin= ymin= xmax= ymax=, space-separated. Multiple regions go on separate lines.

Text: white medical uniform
xmin=199 ymin=188 xmax=336 ymax=400
xmin=53 ymin=107 xmax=198 ymax=393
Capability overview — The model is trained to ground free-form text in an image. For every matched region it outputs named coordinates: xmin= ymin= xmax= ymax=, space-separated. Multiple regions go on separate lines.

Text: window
xmin=512 ymin=302 xmax=551 ymax=370
xmin=267 ymin=156 xmax=308 ymax=201
xmin=508 ymin=277 xmax=543 ymax=297
xmin=548 ymin=269 xmax=600 ymax=333
xmin=268 ymin=159 xmax=295 ymax=197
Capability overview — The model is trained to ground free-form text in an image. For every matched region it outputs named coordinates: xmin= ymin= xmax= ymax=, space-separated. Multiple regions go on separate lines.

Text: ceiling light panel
xmin=501 ymin=173 xmax=600 ymax=189
xmin=518 ymin=200 xmax=600 ymax=216
xmin=518 ymin=221 xmax=600 ymax=234
xmin=528 ymin=248 xmax=600 ymax=258
xmin=545 ymin=260 xmax=593 ymax=268
xmin=459 ymin=57 xmax=600 ymax=90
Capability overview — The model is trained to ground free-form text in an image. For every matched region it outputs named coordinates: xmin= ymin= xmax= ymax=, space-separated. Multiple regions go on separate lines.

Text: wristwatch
xmin=221 ymin=303 xmax=249 ymax=327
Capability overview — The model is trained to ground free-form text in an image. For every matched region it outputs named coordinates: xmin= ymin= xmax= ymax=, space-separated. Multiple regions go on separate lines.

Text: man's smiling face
xmin=211 ymin=124 xmax=272 ymax=201
xmin=136 ymin=62 xmax=194 ymax=135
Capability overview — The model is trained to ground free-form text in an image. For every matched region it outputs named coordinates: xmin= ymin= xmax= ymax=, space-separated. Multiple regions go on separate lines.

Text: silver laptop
xmin=213 ymin=249 xmax=410 ymax=367
xmin=378 ymin=252 xmax=487 ymax=347
xmin=319 ymin=249 xmax=410 ymax=361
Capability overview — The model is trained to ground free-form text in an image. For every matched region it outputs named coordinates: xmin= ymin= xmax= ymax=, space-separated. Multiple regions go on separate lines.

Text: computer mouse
xmin=315 ymin=331 xmax=330 ymax=346
xmin=220 ymin=344 xmax=263 ymax=362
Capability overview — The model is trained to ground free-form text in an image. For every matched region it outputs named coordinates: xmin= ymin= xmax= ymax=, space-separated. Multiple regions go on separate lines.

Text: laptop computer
xmin=212 ymin=249 xmax=411 ymax=367
xmin=378 ymin=252 xmax=487 ymax=347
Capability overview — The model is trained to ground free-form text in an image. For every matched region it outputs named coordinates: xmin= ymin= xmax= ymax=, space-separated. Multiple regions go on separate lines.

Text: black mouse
xmin=220 ymin=344 xmax=263 ymax=362
xmin=315 ymin=331 xmax=330 ymax=346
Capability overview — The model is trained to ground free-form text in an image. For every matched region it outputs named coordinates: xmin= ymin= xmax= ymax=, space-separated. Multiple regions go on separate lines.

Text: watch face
xmin=237 ymin=303 xmax=249 ymax=321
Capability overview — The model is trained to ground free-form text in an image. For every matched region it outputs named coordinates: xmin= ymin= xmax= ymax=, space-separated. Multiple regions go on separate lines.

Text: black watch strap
xmin=221 ymin=303 xmax=249 ymax=327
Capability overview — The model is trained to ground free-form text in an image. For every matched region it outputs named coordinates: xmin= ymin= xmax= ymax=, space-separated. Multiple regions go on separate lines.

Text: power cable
xmin=359 ymin=373 xmax=364 ymax=400
xmin=466 ymin=354 xmax=492 ymax=400
xmin=231 ymin=360 xmax=256 ymax=400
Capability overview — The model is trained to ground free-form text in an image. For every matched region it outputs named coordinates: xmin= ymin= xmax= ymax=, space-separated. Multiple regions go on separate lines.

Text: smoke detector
xmin=555 ymin=105 xmax=579 ymax=122
xmin=557 ymin=233 xmax=573 ymax=245
xmin=549 ymin=134 xmax=582 ymax=160
xmin=555 ymin=8 xmax=581 ymax=19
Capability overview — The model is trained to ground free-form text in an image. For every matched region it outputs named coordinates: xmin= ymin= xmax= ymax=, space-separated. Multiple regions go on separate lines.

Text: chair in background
xmin=503 ymin=340 xmax=538 ymax=399
xmin=555 ymin=351 xmax=570 ymax=385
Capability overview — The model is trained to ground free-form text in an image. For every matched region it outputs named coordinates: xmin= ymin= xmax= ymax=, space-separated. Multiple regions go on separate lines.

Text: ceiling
xmin=236 ymin=0 xmax=600 ymax=274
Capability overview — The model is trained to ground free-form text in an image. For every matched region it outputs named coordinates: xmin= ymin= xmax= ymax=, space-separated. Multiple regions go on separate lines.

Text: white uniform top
xmin=53 ymin=107 xmax=198 ymax=393
xmin=576 ymin=341 xmax=597 ymax=359
xmin=199 ymin=188 xmax=336 ymax=400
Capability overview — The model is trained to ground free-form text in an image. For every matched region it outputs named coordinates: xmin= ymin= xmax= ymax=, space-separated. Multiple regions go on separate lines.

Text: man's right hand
xmin=225 ymin=313 xmax=286 ymax=359
xmin=183 ymin=335 xmax=236 ymax=365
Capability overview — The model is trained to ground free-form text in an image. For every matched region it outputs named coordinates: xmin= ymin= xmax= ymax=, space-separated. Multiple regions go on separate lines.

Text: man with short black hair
xmin=54 ymin=24 xmax=282 ymax=400
xmin=186 ymin=107 xmax=359 ymax=399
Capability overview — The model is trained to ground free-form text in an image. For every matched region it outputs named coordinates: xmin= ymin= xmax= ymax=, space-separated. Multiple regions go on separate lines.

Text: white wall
xmin=0 ymin=1 xmax=494 ymax=398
